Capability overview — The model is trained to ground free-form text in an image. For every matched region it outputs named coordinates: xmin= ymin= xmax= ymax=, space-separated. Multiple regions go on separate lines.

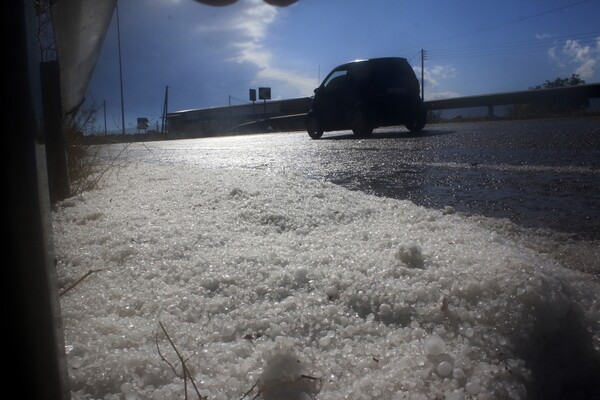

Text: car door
xmin=314 ymin=67 xmax=351 ymax=130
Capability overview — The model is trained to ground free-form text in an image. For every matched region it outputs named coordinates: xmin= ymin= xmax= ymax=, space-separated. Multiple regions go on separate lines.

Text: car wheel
xmin=351 ymin=109 xmax=373 ymax=137
xmin=405 ymin=104 xmax=427 ymax=132
xmin=307 ymin=114 xmax=323 ymax=139
xmin=405 ymin=121 xmax=426 ymax=132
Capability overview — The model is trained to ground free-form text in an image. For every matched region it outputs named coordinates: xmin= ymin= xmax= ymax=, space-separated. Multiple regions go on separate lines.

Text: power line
xmin=228 ymin=95 xmax=251 ymax=104
xmin=419 ymin=0 xmax=593 ymax=48
xmin=429 ymin=31 xmax=600 ymax=59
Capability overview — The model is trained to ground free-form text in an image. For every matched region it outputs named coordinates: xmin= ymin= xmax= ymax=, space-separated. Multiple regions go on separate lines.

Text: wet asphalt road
xmin=124 ymin=117 xmax=600 ymax=241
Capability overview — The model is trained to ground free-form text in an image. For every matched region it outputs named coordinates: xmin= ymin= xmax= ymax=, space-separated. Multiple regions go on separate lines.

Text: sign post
xmin=249 ymin=88 xmax=256 ymax=117
xmin=136 ymin=117 xmax=149 ymax=134
xmin=258 ymin=87 xmax=271 ymax=118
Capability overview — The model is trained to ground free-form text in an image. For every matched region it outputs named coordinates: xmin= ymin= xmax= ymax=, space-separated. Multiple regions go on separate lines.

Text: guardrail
xmin=424 ymin=83 xmax=600 ymax=115
xmin=195 ymin=84 xmax=600 ymax=135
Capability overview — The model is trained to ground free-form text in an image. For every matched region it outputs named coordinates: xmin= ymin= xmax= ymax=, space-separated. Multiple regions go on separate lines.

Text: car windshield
xmin=322 ymin=69 xmax=348 ymax=89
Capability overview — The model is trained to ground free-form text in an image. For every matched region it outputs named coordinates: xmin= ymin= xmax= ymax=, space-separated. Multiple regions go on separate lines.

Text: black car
xmin=306 ymin=57 xmax=427 ymax=139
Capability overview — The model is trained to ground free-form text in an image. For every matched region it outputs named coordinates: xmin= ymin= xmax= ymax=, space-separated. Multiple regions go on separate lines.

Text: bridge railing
xmin=424 ymin=83 xmax=600 ymax=116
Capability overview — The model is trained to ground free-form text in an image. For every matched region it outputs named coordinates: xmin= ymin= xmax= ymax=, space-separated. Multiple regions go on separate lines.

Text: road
xmin=120 ymin=117 xmax=600 ymax=241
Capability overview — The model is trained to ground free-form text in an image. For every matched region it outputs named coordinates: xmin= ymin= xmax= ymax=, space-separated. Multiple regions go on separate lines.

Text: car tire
xmin=351 ymin=109 xmax=373 ymax=137
xmin=405 ymin=121 xmax=425 ymax=132
xmin=405 ymin=104 xmax=427 ymax=132
xmin=307 ymin=114 xmax=324 ymax=139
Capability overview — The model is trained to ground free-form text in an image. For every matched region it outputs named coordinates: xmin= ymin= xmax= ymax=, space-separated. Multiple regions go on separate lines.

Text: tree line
xmin=510 ymin=74 xmax=590 ymax=118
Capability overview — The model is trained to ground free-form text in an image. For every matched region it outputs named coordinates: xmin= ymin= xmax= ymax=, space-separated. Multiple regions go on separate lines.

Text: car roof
xmin=335 ymin=57 xmax=409 ymax=69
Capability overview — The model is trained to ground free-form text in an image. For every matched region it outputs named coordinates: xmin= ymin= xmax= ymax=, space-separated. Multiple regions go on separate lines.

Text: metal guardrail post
xmin=41 ymin=60 xmax=71 ymax=203
xmin=7 ymin=1 xmax=71 ymax=398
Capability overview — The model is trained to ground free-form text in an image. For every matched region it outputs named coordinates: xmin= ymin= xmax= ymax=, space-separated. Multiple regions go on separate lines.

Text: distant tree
xmin=510 ymin=74 xmax=589 ymax=118
xmin=529 ymin=74 xmax=586 ymax=90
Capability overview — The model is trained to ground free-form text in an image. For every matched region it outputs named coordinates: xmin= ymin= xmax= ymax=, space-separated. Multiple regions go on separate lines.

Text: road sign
xmin=258 ymin=87 xmax=271 ymax=100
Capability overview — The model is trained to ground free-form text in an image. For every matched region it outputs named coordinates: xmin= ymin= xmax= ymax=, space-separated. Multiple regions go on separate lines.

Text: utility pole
xmin=103 ymin=100 xmax=107 ymax=136
xmin=116 ymin=1 xmax=125 ymax=135
xmin=420 ymin=49 xmax=425 ymax=100
xmin=161 ymin=86 xmax=169 ymax=134
xmin=228 ymin=94 xmax=232 ymax=125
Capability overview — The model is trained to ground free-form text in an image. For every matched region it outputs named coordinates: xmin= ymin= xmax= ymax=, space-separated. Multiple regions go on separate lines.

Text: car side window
xmin=322 ymin=69 xmax=348 ymax=90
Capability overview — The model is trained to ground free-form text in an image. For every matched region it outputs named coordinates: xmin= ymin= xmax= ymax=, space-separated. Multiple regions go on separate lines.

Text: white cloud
xmin=412 ymin=65 xmax=458 ymax=101
xmin=430 ymin=65 xmax=456 ymax=79
xmin=231 ymin=0 xmax=277 ymax=40
xmin=255 ymin=66 xmax=316 ymax=97
xmin=413 ymin=64 xmax=457 ymax=99
xmin=425 ymin=91 xmax=460 ymax=100
xmin=536 ymin=33 xmax=554 ymax=40
xmin=547 ymin=37 xmax=600 ymax=79
xmin=191 ymin=0 xmax=311 ymax=97
xmin=564 ymin=39 xmax=591 ymax=63
xmin=230 ymin=40 xmax=271 ymax=68
xmin=191 ymin=0 xmax=276 ymax=44
xmin=547 ymin=46 xmax=565 ymax=68
xmin=575 ymin=58 xmax=597 ymax=79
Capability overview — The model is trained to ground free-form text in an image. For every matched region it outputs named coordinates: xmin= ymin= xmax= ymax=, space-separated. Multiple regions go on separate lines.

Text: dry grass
xmin=64 ymin=105 xmax=131 ymax=196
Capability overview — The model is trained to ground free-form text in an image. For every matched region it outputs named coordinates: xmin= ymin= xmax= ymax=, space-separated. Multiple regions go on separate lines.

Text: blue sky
xmin=84 ymin=0 xmax=600 ymax=132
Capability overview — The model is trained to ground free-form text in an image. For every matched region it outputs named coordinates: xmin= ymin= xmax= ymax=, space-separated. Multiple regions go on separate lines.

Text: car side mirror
xmin=314 ymin=87 xmax=320 ymax=94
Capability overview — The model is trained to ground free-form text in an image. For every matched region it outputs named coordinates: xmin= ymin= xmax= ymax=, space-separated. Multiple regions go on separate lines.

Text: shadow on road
xmin=322 ymin=128 xmax=456 ymax=140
